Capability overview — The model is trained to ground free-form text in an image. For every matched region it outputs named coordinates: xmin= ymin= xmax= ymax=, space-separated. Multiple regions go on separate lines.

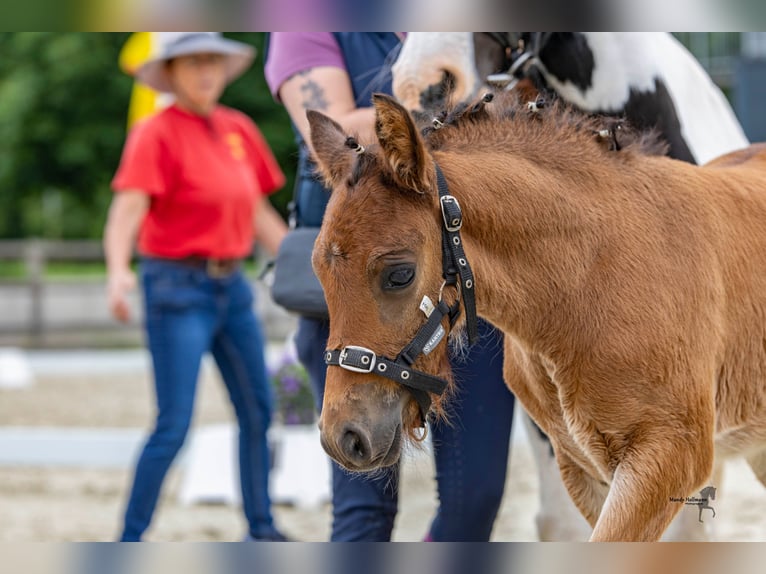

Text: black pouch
xmin=269 ymin=227 xmax=328 ymax=319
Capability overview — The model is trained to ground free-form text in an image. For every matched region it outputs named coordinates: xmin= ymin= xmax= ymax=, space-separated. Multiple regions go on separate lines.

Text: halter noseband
xmin=325 ymin=163 xmax=479 ymax=425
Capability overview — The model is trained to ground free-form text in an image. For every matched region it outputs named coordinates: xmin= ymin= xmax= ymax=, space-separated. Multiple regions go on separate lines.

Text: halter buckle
xmin=440 ymin=195 xmax=463 ymax=232
xmin=338 ymin=346 xmax=377 ymax=374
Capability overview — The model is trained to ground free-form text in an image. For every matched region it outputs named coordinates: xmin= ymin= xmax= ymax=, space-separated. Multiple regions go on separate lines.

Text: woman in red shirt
xmin=104 ymin=33 xmax=288 ymax=541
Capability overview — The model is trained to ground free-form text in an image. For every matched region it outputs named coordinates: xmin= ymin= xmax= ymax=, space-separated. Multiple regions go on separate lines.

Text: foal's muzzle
xmin=318 ymin=389 xmax=405 ymax=471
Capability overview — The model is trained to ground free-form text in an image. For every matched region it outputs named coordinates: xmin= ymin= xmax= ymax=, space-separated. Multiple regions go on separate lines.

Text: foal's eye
xmin=382 ymin=265 xmax=415 ymax=291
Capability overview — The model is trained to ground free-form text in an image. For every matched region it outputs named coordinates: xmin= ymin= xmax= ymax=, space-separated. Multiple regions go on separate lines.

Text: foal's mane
xmin=413 ymin=90 xmax=669 ymax=159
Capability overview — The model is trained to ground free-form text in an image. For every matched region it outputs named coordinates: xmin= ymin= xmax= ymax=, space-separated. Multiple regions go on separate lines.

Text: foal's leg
xmin=525 ymin=414 xmax=592 ymax=541
xmin=502 ymin=342 xmax=593 ymax=539
xmin=589 ymin=427 xmax=714 ymax=542
xmin=556 ymin=450 xmax=608 ymax=529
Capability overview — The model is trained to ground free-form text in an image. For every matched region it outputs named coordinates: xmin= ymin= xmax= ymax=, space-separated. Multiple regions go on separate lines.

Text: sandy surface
xmin=0 ymin=365 xmax=764 ymax=541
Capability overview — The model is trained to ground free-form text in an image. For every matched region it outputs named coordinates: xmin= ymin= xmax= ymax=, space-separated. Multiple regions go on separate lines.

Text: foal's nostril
xmin=340 ymin=425 xmax=371 ymax=466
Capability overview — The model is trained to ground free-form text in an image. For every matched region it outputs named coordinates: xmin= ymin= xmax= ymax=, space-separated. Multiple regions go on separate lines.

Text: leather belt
xmin=173 ymin=256 xmax=243 ymax=278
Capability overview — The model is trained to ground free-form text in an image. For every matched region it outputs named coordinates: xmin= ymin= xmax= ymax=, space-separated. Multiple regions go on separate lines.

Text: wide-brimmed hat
xmin=135 ymin=32 xmax=255 ymax=93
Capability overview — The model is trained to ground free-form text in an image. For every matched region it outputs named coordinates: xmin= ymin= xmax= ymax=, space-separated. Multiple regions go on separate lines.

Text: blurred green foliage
xmin=0 ymin=32 xmax=297 ymax=240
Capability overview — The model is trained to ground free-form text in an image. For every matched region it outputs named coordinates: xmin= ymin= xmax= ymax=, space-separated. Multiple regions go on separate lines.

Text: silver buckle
xmin=338 ymin=346 xmax=377 ymax=374
xmin=440 ymin=195 xmax=462 ymax=232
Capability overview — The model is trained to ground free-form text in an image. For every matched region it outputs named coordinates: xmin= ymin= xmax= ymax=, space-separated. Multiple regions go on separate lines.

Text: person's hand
xmin=107 ymin=268 xmax=137 ymax=323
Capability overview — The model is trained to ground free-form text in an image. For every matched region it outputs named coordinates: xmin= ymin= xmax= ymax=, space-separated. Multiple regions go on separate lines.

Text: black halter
xmin=325 ymin=163 xmax=479 ymax=425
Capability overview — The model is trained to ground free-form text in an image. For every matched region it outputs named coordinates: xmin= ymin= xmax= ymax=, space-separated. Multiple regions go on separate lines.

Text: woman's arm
xmin=279 ymin=66 xmax=377 ymax=155
xmin=254 ymin=196 xmax=288 ymax=257
xmin=103 ymin=191 xmax=149 ymax=323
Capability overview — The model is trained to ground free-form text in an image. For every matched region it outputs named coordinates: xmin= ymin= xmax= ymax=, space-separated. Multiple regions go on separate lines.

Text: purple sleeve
xmin=264 ymin=32 xmax=346 ymax=100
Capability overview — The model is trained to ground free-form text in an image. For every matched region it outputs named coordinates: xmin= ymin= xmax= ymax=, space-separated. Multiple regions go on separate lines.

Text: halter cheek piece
xmin=325 ymin=163 xmax=479 ymax=426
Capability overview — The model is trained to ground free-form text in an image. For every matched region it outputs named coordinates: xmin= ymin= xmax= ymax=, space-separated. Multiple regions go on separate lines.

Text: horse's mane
xmin=412 ymin=90 xmax=669 ymax=160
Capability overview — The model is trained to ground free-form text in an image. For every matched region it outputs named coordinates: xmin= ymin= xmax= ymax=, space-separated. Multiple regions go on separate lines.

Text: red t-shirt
xmin=112 ymin=104 xmax=285 ymax=259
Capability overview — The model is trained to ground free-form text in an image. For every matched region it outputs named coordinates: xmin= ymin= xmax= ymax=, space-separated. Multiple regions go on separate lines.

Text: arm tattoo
xmin=300 ymin=78 xmax=329 ymax=111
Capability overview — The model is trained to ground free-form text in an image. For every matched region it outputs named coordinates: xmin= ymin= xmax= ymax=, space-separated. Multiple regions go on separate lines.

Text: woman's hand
xmin=103 ymin=190 xmax=149 ymax=323
xmin=107 ymin=267 xmax=137 ymax=323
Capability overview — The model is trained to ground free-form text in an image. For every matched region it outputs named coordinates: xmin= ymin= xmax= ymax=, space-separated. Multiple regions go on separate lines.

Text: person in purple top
xmin=265 ymin=32 xmax=516 ymax=542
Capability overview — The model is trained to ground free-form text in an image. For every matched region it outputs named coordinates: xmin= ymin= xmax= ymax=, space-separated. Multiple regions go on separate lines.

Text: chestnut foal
xmin=307 ymin=92 xmax=766 ymax=541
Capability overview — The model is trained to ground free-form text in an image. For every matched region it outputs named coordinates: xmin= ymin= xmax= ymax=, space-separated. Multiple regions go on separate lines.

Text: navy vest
xmin=291 ymin=33 xmax=402 ymax=227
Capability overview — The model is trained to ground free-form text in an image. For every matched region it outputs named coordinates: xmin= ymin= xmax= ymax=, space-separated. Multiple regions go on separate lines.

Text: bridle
xmin=482 ymin=32 xmax=550 ymax=92
xmin=324 ymin=163 xmax=479 ymax=425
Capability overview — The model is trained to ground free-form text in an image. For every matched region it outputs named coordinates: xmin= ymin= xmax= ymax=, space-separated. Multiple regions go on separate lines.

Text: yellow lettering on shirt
xmin=225 ymin=133 xmax=246 ymax=160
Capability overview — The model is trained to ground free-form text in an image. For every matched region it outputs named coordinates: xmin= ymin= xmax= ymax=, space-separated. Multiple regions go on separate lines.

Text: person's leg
xmin=211 ymin=271 xmax=281 ymax=540
xmin=427 ymin=320 xmax=515 ymax=541
xmin=120 ymin=261 xmax=214 ymax=541
xmin=294 ymin=316 xmax=399 ymax=541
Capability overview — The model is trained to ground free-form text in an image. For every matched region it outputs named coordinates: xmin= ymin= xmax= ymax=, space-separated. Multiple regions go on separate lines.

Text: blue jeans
xmin=120 ymin=258 xmax=277 ymax=541
xmin=428 ymin=322 xmax=515 ymax=541
xmin=294 ymin=316 xmax=514 ymax=541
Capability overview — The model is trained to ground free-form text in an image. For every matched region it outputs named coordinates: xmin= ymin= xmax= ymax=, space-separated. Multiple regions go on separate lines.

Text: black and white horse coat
xmin=392 ymin=31 xmax=748 ymax=541
xmin=393 ymin=32 xmax=747 ymax=165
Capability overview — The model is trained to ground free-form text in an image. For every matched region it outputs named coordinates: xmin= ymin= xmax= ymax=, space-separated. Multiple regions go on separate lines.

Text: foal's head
xmin=307 ymin=95 xmax=456 ymax=471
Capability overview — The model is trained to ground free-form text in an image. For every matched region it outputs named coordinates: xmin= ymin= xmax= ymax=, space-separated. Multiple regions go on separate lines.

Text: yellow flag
xmin=119 ymin=32 xmax=162 ymax=129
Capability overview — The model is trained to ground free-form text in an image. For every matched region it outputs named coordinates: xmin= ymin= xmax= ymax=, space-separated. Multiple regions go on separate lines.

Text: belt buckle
xmin=207 ymin=259 xmax=234 ymax=278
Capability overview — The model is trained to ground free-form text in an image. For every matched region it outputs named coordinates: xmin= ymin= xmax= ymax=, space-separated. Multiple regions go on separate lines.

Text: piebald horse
xmin=307 ymin=92 xmax=766 ymax=542
xmin=392 ymin=33 xmax=747 ymax=165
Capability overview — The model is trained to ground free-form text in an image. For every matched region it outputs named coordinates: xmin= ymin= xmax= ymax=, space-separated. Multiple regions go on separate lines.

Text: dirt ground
xmin=0 ymin=365 xmax=764 ymax=541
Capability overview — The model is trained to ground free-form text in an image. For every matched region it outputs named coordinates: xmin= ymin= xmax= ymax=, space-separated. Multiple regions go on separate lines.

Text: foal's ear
xmin=373 ymin=93 xmax=434 ymax=194
xmin=307 ymin=110 xmax=354 ymax=189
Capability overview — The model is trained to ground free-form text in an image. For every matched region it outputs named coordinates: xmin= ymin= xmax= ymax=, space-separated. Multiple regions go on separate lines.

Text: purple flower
xmin=280 ymin=350 xmax=298 ymax=368
xmin=281 ymin=375 xmax=301 ymax=394
xmin=271 ymin=355 xmax=314 ymax=424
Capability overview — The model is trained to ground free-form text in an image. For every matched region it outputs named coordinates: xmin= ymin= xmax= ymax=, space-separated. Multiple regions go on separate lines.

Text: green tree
xmin=0 ymin=32 xmax=296 ymax=240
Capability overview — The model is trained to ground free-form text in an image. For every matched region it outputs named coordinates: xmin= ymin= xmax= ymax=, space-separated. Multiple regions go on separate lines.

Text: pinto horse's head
xmin=306 ymin=95 xmax=462 ymax=472
xmin=392 ymin=32 xmax=535 ymax=113
xmin=392 ymin=32 xmax=478 ymax=113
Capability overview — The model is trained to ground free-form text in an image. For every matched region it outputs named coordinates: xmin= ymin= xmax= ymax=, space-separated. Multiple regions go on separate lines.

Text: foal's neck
xmin=434 ymin=147 xmax=652 ymax=343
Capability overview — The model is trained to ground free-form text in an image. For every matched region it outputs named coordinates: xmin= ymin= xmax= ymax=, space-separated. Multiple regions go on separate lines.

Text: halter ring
xmin=438 ymin=279 xmax=461 ymax=305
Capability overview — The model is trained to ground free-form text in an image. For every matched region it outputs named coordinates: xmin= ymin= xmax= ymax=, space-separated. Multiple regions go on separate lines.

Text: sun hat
xmin=134 ymin=32 xmax=255 ymax=93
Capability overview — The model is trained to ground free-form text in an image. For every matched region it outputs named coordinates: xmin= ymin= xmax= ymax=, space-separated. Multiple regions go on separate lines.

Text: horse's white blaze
xmin=392 ymin=32 xmax=477 ymax=111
